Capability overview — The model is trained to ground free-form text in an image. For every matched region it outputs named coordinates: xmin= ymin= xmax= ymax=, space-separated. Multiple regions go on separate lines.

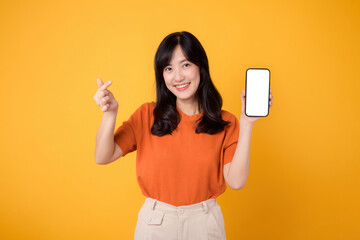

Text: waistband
xmin=144 ymin=197 xmax=217 ymax=216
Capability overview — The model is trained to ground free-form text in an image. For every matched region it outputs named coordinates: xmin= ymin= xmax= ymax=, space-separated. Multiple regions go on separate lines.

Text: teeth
xmin=175 ymin=83 xmax=190 ymax=88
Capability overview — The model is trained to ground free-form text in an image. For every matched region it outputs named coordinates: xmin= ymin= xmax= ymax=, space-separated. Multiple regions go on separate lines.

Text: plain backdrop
xmin=0 ymin=0 xmax=359 ymax=239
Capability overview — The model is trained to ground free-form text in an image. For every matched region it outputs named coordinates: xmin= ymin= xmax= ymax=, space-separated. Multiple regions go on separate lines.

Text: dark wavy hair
xmin=151 ymin=31 xmax=230 ymax=136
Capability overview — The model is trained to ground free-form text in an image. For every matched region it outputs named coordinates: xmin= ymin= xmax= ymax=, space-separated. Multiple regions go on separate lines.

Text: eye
xmin=183 ymin=63 xmax=190 ymax=68
xmin=164 ymin=67 xmax=172 ymax=72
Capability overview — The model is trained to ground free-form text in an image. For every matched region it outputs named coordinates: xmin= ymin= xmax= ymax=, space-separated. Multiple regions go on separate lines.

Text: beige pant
xmin=134 ymin=197 xmax=226 ymax=240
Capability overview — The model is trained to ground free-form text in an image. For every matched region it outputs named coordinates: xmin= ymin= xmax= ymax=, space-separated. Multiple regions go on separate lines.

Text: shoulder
xmin=127 ymin=102 xmax=155 ymax=123
xmin=220 ymin=109 xmax=239 ymax=142
xmin=220 ymin=109 xmax=239 ymax=132
xmin=133 ymin=101 xmax=156 ymax=114
xmin=127 ymin=102 xmax=155 ymax=127
xmin=220 ymin=109 xmax=238 ymax=123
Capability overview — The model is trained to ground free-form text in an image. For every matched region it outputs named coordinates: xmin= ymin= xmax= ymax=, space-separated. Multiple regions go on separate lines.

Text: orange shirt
xmin=114 ymin=102 xmax=239 ymax=206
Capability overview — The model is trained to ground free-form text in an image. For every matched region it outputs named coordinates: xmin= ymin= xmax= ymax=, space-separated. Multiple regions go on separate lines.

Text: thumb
xmin=97 ymin=78 xmax=104 ymax=88
xmin=240 ymin=90 xmax=246 ymax=107
xmin=240 ymin=90 xmax=245 ymax=101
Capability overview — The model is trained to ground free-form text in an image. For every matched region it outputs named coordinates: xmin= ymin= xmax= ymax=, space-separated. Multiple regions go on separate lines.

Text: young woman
xmin=93 ymin=31 xmax=273 ymax=240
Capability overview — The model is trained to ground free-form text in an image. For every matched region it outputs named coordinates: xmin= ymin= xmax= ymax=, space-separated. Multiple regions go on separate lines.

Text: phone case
xmin=245 ymin=68 xmax=271 ymax=117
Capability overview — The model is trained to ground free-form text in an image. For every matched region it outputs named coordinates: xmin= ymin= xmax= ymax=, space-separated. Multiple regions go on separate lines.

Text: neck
xmin=176 ymin=98 xmax=202 ymax=116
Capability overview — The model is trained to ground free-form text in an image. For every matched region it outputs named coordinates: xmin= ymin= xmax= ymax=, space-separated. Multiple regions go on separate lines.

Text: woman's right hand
xmin=93 ymin=78 xmax=119 ymax=113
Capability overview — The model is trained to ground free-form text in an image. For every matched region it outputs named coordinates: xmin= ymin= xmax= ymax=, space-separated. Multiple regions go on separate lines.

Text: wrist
xmin=240 ymin=117 xmax=254 ymax=128
xmin=103 ymin=109 xmax=118 ymax=118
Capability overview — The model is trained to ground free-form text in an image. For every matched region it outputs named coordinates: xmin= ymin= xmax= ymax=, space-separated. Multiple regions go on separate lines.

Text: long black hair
xmin=151 ymin=31 xmax=230 ymax=136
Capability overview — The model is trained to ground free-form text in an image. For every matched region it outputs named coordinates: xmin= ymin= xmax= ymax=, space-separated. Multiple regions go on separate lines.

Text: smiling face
xmin=163 ymin=44 xmax=201 ymax=105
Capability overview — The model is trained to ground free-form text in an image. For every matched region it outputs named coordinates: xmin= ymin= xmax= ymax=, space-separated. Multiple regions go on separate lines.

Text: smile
xmin=175 ymin=83 xmax=190 ymax=89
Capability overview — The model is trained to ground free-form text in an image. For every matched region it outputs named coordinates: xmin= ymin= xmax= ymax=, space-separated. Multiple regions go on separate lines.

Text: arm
xmin=223 ymin=120 xmax=253 ymax=190
xmin=93 ymin=78 xmax=125 ymax=164
xmin=95 ymin=110 xmax=123 ymax=164
xmin=224 ymin=88 xmax=273 ymax=189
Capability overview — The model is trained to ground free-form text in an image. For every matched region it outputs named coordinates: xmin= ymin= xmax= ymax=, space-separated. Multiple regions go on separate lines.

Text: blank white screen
xmin=246 ymin=69 xmax=270 ymax=117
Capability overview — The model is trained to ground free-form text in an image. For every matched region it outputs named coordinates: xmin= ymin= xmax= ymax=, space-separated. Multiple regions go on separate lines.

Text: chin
xmin=175 ymin=94 xmax=196 ymax=101
xmin=168 ymin=85 xmax=198 ymax=101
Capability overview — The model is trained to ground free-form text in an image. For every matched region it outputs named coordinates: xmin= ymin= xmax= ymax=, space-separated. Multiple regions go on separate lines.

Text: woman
xmin=93 ymin=31 xmax=273 ymax=240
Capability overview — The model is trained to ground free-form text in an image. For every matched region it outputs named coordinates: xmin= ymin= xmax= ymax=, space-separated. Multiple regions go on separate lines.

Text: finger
xmin=93 ymin=93 xmax=102 ymax=106
xmin=98 ymin=89 xmax=109 ymax=98
xmin=94 ymin=97 xmax=100 ymax=106
xmin=98 ymin=93 xmax=108 ymax=106
xmin=97 ymin=78 xmax=104 ymax=88
xmin=240 ymin=89 xmax=245 ymax=98
xmin=102 ymin=96 xmax=109 ymax=105
xmin=106 ymin=90 xmax=114 ymax=98
xmin=99 ymin=80 xmax=112 ymax=90
xmin=102 ymin=104 xmax=110 ymax=112
xmin=101 ymin=105 xmax=107 ymax=112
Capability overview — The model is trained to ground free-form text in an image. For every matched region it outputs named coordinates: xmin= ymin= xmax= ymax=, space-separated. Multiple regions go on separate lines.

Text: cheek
xmin=189 ymin=68 xmax=200 ymax=82
xmin=163 ymin=74 xmax=173 ymax=88
xmin=163 ymin=73 xmax=170 ymax=84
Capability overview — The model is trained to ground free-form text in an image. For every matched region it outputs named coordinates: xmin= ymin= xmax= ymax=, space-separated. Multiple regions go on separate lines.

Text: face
xmin=163 ymin=44 xmax=201 ymax=104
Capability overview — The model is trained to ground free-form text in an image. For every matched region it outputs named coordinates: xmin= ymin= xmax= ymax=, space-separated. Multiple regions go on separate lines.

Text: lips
xmin=175 ymin=82 xmax=190 ymax=89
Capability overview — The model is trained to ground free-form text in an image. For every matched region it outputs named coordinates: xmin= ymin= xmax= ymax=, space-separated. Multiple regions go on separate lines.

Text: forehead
xmin=169 ymin=45 xmax=187 ymax=63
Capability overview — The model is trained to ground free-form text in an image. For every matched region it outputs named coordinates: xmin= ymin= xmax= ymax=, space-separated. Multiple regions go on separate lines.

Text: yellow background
xmin=1 ymin=0 xmax=359 ymax=239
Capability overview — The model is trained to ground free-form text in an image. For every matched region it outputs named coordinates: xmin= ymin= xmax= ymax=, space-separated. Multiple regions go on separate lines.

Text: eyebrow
xmin=167 ymin=59 xmax=188 ymax=65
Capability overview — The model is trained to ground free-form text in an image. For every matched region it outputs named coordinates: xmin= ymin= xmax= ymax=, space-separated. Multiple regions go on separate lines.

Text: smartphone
xmin=245 ymin=68 xmax=271 ymax=117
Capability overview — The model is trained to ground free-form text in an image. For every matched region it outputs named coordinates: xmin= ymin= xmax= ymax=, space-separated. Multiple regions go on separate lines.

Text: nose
xmin=174 ymin=69 xmax=185 ymax=82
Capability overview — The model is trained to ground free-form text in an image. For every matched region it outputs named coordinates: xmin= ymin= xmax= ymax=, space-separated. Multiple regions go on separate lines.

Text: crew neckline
xmin=176 ymin=105 xmax=204 ymax=119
